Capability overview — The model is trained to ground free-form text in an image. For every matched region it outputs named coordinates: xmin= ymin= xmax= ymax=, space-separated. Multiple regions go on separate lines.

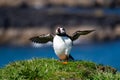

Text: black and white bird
xmin=30 ymin=27 xmax=94 ymax=61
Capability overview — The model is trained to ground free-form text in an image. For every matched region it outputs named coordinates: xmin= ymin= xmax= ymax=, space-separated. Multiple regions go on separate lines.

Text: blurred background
xmin=0 ymin=0 xmax=120 ymax=70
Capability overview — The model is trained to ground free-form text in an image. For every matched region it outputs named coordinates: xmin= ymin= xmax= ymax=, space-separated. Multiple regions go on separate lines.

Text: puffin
xmin=29 ymin=27 xmax=94 ymax=62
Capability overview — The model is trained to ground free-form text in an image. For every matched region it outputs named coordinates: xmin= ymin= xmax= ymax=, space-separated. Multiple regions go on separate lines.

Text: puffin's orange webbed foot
xmin=62 ymin=61 xmax=68 ymax=64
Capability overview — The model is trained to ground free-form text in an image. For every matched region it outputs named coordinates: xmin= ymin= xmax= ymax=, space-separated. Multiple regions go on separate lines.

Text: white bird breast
xmin=53 ymin=35 xmax=72 ymax=59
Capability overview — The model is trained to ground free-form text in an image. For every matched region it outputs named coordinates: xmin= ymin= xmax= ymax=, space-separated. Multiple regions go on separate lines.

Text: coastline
xmin=0 ymin=26 xmax=120 ymax=46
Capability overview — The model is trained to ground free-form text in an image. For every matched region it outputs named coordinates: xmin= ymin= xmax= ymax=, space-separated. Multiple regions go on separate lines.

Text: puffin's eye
xmin=58 ymin=28 xmax=61 ymax=33
xmin=62 ymin=28 xmax=65 ymax=31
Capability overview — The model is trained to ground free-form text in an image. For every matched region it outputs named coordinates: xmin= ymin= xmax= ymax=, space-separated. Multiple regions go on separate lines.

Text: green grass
xmin=0 ymin=58 xmax=120 ymax=80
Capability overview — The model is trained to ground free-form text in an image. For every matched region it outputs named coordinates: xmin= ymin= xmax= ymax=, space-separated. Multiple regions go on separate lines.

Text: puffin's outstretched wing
xmin=71 ymin=30 xmax=95 ymax=41
xmin=29 ymin=34 xmax=54 ymax=43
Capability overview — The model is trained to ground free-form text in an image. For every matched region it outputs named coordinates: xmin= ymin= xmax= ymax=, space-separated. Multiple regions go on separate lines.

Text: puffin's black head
xmin=56 ymin=27 xmax=66 ymax=35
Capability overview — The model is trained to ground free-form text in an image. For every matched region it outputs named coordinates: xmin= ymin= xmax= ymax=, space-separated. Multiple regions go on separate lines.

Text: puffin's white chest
xmin=53 ymin=35 xmax=72 ymax=59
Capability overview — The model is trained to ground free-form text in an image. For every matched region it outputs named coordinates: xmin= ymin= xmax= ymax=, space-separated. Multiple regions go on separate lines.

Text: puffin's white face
xmin=56 ymin=27 xmax=66 ymax=35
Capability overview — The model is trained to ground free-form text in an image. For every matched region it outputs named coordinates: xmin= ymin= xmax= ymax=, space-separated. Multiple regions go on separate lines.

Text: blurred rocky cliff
xmin=0 ymin=0 xmax=120 ymax=46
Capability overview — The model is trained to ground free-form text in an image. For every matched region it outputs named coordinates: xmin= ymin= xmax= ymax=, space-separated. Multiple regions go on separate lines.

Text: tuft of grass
xmin=0 ymin=58 xmax=120 ymax=80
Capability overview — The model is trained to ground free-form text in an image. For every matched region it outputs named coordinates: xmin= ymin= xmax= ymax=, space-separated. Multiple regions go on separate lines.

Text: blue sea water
xmin=0 ymin=41 xmax=120 ymax=70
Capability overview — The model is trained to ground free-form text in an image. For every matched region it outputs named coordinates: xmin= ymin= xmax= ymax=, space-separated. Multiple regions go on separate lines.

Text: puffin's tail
xmin=69 ymin=54 xmax=74 ymax=61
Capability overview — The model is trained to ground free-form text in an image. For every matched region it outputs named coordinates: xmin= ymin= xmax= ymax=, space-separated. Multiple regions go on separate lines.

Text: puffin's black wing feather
xmin=29 ymin=34 xmax=54 ymax=43
xmin=71 ymin=30 xmax=95 ymax=41
xmin=69 ymin=54 xmax=74 ymax=60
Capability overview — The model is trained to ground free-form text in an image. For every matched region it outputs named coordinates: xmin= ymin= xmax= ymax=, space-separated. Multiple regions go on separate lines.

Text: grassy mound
xmin=0 ymin=58 xmax=120 ymax=80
